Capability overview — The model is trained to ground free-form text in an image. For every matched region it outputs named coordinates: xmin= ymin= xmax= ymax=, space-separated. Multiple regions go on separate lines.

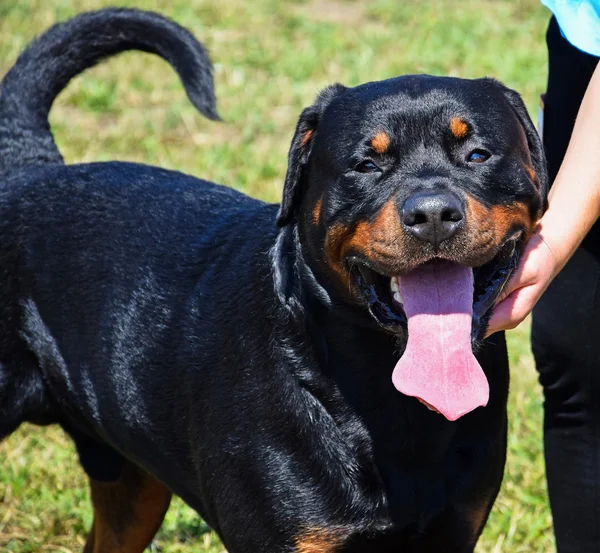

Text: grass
xmin=0 ymin=0 xmax=553 ymax=551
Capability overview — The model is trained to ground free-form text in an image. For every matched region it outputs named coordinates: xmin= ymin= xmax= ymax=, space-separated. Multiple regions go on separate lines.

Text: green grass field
xmin=0 ymin=1 xmax=553 ymax=551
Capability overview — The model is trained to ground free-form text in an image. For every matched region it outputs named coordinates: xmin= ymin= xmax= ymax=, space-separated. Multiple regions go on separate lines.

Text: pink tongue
xmin=391 ymin=261 xmax=489 ymax=421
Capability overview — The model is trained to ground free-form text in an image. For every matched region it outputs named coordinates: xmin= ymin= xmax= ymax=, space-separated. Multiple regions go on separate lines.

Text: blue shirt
xmin=541 ymin=0 xmax=600 ymax=55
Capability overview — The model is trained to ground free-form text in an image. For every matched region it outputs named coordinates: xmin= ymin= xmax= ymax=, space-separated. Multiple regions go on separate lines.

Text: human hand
xmin=485 ymin=231 xmax=559 ymax=337
xmin=486 ymin=64 xmax=600 ymax=337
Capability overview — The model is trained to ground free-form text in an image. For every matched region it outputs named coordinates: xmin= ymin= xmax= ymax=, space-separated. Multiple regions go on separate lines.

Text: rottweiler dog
xmin=0 ymin=8 xmax=547 ymax=553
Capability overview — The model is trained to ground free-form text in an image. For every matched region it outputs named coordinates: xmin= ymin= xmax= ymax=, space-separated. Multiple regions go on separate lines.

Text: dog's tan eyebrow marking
xmin=300 ymin=129 xmax=314 ymax=148
xmin=370 ymin=132 xmax=391 ymax=154
xmin=449 ymin=117 xmax=469 ymax=139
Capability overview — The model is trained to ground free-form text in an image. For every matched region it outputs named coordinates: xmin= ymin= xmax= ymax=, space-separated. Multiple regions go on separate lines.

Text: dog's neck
xmin=269 ymin=223 xmax=456 ymax=469
xmin=269 ymin=222 xmax=406 ymax=385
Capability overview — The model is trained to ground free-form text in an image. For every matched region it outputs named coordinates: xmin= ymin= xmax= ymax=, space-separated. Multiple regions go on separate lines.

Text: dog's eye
xmin=467 ymin=149 xmax=491 ymax=163
xmin=355 ymin=160 xmax=381 ymax=173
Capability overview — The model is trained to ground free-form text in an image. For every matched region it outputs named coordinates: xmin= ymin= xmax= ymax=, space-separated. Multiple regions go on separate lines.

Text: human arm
xmin=486 ymin=63 xmax=600 ymax=336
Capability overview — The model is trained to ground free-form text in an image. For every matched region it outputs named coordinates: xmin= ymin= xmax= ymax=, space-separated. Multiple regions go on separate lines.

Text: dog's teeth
xmin=391 ymin=278 xmax=403 ymax=304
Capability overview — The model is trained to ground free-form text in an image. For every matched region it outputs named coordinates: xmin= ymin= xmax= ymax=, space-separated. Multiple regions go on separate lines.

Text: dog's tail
xmin=0 ymin=8 xmax=219 ymax=176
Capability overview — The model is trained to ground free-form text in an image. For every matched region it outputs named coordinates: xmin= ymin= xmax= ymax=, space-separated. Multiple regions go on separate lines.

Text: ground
xmin=0 ymin=1 xmax=553 ymax=551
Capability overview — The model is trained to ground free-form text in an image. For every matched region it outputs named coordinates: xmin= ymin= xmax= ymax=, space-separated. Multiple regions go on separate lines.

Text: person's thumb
xmin=485 ymin=285 xmax=537 ymax=337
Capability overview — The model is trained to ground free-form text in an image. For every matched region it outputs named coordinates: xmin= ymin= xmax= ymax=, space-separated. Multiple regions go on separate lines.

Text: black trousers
xmin=531 ymin=17 xmax=600 ymax=553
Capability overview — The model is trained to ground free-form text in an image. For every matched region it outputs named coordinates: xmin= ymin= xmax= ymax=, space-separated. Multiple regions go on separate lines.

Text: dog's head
xmin=277 ymin=76 xmax=547 ymax=420
xmin=278 ymin=76 xmax=546 ymax=333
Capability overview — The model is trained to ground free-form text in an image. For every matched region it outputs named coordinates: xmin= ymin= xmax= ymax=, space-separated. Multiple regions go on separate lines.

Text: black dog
xmin=0 ymin=8 xmax=547 ymax=553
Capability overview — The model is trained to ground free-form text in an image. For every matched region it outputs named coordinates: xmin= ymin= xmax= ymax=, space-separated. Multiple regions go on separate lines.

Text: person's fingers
xmin=495 ymin=236 xmax=540 ymax=299
xmin=493 ymin=248 xmax=539 ymax=306
xmin=486 ymin=255 xmax=555 ymax=336
xmin=485 ymin=285 xmax=539 ymax=337
xmin=485 ymin=232 xmax=558 ymax=336
xmin=495 ymin=261 xmax=527 ymax=305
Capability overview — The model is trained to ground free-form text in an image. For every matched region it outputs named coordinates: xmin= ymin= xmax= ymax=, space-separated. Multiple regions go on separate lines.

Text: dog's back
xmin=0 ymin=8 xmax=220 ymax=441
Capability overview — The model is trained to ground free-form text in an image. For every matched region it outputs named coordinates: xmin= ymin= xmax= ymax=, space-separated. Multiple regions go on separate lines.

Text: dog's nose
xmin=401 ymin=192 xmax=464 ymax=248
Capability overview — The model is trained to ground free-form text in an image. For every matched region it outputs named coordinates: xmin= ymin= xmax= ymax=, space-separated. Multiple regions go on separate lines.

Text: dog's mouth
xmin=350 ymin=236 xmax=520 ymax=341
xmin=349 ymin=236 xmax=521 ymax=421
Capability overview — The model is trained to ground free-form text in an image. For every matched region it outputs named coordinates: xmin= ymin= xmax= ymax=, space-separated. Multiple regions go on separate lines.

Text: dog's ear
xmin=277 ymin=84 xmax=347 ymax=227
xmin=499 ymin=84 xmax=549 ymax=208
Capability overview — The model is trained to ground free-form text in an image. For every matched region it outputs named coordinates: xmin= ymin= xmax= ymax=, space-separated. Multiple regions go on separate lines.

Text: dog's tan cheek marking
xmin=525 ymin=165 xmax=535 ymax=180
xmin=361 ymin=198 xmax=403 ymax=249
xmin=325 ymin=216 xmax=381 ymax=294
xmin=372 ymin=198 xmax=407 ymax=258
xmin=295 ymin=529 xmax=343 ymax=553
xmin=491 ymin=203 xmax=533 ymax=239
xmin=465 ymin=196 xmax=490 ymax=231
xmin=340 ymin=199 xmax=400 ymax=258
xmin=312 ymin=197 xmax=323 ymax=225
xmin=343 ymin=199 xmax=406 ymax=260
xmin=300 ymin=129 xmax=314 ymax=148
xmin=449 ymin=117 xmax=469 ymax=139
xmin=465 ymin=195 xmax=534 ymax=245
xmin=371 ymin=131 xmax=391 ymax=154
xmin=324 ymin=198 xmax=407 ymax=290
xmin=524 ymin=164 xmax=540 ymax=186
xmin=341 ymin=219 xmax=373 ymax=257
xmin=324 ymin=222 xmax=354 ymax=290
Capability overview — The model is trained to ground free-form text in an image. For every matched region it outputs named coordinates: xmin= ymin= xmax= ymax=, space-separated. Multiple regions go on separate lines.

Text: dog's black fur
xmin=0 ymin=9 xmax=547 ymax=553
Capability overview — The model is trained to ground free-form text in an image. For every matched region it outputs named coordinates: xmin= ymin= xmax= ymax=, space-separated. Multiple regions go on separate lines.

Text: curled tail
xmin=0 ymin=8 xmax=219 ymax=176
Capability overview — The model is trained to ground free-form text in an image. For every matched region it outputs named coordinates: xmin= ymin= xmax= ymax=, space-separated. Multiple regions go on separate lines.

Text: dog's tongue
xmin=391 ymin=261 xmax=488 ymax=421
